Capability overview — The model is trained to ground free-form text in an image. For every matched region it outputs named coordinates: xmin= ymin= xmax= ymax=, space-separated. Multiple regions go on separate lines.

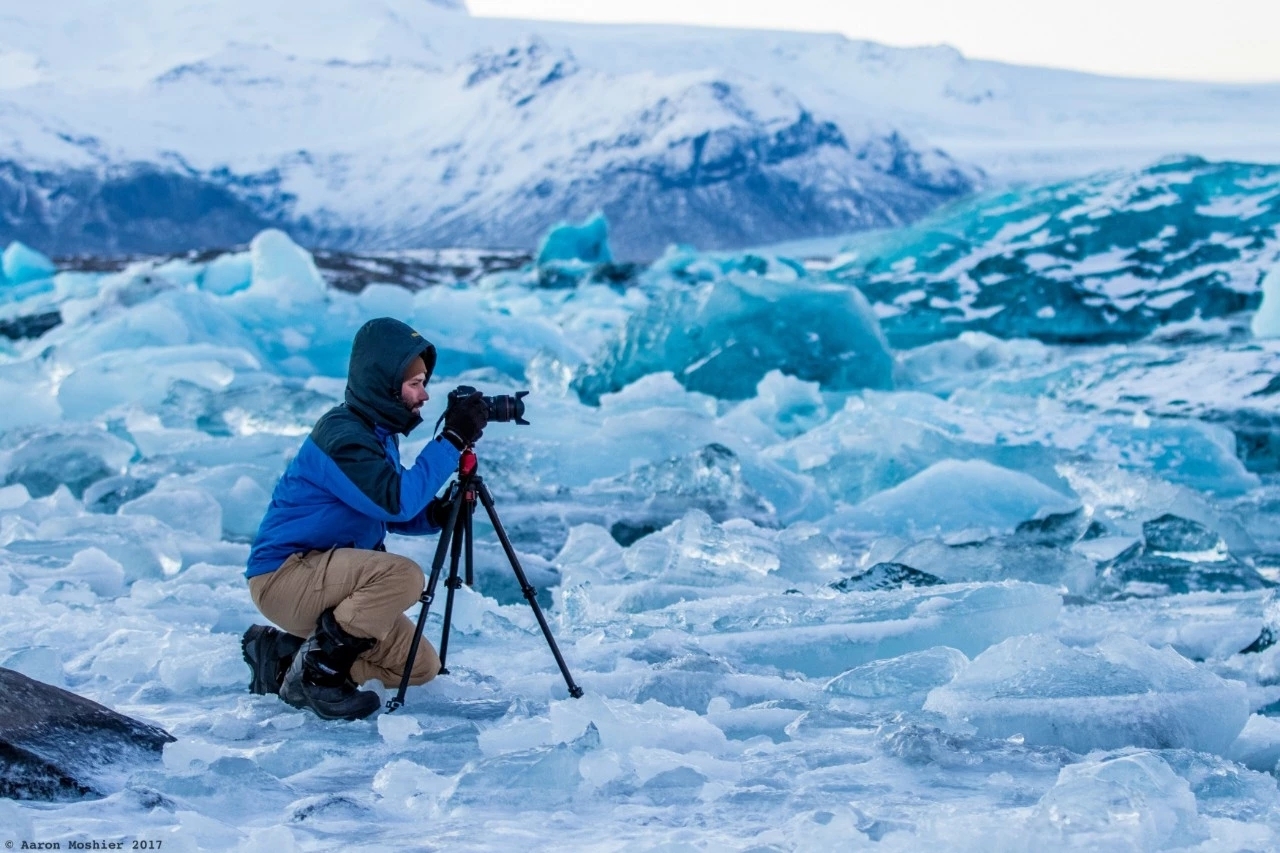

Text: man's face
xmin=400 ymin=371 xmax=429 ymax=415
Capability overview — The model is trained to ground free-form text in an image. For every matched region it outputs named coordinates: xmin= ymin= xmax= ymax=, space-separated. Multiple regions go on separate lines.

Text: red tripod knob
xmin=459 ymin=449 xmax=477 ymax=478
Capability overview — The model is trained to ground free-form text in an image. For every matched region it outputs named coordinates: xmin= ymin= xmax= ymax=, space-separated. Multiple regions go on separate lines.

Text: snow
xmin=2 ymin=4 xmax=1279 ymax=258
xmin=5 ymin=185 xmax=1280 ymax=848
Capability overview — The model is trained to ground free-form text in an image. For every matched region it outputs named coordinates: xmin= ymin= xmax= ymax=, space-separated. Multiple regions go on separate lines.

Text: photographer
xmin=241 ymin=317 xmax=488 ymax=721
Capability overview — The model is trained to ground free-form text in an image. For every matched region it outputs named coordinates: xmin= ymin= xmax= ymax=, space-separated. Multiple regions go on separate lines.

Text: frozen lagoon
xmin=3 ymin=160 xmax=1280 ymax=850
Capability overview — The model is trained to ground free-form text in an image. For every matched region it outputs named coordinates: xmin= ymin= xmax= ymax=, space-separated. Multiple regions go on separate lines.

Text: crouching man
xmin=241 ymin=317 xmax=489 ymax=720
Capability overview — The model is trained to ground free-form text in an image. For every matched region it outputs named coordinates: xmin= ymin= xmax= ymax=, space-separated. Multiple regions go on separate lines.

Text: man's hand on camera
xmin=441 ymin=389 xmax=488 ymax=449
xmin=425 ymin=495 xmax=453 ymax=529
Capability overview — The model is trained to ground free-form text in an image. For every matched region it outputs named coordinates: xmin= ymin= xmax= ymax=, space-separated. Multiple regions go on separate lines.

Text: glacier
xmin=2 ymin=161 xmax=1280 ymax=849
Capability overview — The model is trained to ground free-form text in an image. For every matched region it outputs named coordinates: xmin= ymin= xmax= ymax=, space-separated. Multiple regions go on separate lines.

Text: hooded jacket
xmin=246 ymin=318 xmax=460 ymax=578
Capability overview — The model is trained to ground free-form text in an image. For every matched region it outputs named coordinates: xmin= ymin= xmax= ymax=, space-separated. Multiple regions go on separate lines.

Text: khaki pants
xmin=248 ymin=548 xmax=440 ymax=688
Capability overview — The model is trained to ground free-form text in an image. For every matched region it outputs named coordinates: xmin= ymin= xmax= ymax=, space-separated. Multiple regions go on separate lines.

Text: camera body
xmin=447 ymin=385 xmax=530 ymax=425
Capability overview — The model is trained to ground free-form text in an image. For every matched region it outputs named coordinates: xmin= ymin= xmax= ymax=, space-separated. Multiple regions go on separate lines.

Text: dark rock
xmin=831 ymin=562 xmax=945 ymax=592
xmin=0 ymin=667 xmax=174 ymax=801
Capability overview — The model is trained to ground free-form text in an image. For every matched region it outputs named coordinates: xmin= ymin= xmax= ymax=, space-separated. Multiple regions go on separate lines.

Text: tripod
xmin=387 ymin=447 xmax=583 ymax=712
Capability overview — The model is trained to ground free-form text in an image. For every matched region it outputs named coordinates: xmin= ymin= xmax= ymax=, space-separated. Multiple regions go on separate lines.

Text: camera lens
xmin=484 ymin=392 xmax=529 ymax=424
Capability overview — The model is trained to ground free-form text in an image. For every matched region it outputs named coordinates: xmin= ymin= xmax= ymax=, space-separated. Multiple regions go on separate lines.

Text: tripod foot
xmin=385 ymin=697 xmax=404 ymax=714
xmin=438 ymin=666 xmax=450 ymax=676
xmin=569 ymin=685 xmax=584 ymax=699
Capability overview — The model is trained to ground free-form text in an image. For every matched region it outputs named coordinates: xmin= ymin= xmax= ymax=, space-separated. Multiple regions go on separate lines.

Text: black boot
xmin=241 ymin=625 xmax=305 ymax=696
xmin=279 ymin=609 xmax=381 ymax=721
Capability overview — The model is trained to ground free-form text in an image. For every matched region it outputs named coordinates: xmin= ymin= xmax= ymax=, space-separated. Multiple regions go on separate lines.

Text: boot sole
xmin=279 ymin=683 xmax=381 ymax=721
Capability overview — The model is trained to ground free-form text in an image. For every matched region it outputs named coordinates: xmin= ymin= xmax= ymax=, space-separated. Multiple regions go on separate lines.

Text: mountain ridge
xmin=1 ymin=3 xmax=1277 ymax=257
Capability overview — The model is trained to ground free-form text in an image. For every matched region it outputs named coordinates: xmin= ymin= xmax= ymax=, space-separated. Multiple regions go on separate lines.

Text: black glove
xmin=425 ymin=496 xmax=454 ymax=529
xmin=441 ymin=389 xmax=488 ymax=449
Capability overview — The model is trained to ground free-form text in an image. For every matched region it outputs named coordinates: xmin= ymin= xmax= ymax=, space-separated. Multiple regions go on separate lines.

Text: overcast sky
xmin=467 ymin=0 xmax=1280 ymax=83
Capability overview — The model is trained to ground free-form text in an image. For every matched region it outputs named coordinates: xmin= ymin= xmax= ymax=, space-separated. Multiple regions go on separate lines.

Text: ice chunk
xmin=574 ymin=275 xmax=893 ymax=403
xmin=65 ymin=547 xmax=127 ymax=598
xmin=583 ymin=443 xmax=775 ymax=534
xmin=835 ymin=459 xmax=1079 ymax=537
xmin=1030 ymin=752 xmax=1206 ymax=850
xmin=547 ymin=694 xmax=729 ymax=756
xmin=536 ymin=213 xmax=612 ymax=266
xmin=2 ymin=646 xmax=66 ymax=687
xmin=1142 ymin=513 xmax=1227 ymax=557
xmin=2 ymin=240 xmax=56 ymax=285
xmin=1091 ymin=418 xmax=1259 ymax=496
xmin=559 ymin=510 xmax=847 ymax=618
xmin=891 ymin=534 xmax=1098 ymax=595
xmin=0 ymin=360 xmax=60 ymax=430
xmin=377 ymin=713 xmax=422 ymax=746
xmin=0 ymin=483 xmax=31 ymax=510
xmin=681 ymin=580 xmax=1061 ymax=678
xmin=372 ymin=759 xmax=452 ymax=811
xmin=1089 ymin=513 xmax=1267 ymax=597
xmin=624 ymin=516 xmax=741 ymax=588
xmin=729 ymin=370 xmax=830 ymax=439
xmin=924 ymin=634 xmax=1250 ymax=753
xmin=0 ymin=427 xmax=134 ymax=498
xmin=1226 ymin=714 xmax=1280 ymax=773
xmin=1241 ymin=591 xmax=1280 ymax=654
xmin=7 ymin=513 xmax=185 ymax=582
xmin=896 ymin=331 xmax=1054 ymax=391
xmin=200 ymin=251 xmax=252 ymax=296
xmin=766 ymin=390 xmax=1067 ymax=508
xmin=1058 ymin=461 xmax=1256 ymax=554
xmin=156 ymin=633 xmax=248 ymax=692
xmin=1098 ymin=549 xmax=1268 ymax=598
xmin=58 ymin=344 xmax=262 ymax=421
xmin=240 ymin=827 xmax=301 ymax=853
xmin=825 ymin=646 xmax=968 ymax=705
xmin=243 ymin=229 xmax=326 ymax=304
xmin=120 ymin=480 xmax=224 ymax=541
xmin=1251 ymin=263 xmax=1280 ymax=339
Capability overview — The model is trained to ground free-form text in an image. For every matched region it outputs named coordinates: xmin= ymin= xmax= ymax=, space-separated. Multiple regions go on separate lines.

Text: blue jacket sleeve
xmin=320 ymin=436 xmax=460 ymax=523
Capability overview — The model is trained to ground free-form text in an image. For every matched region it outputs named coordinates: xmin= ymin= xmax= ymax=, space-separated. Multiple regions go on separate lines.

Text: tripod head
xmin=458 ymin=447 xmax=478 ymax=479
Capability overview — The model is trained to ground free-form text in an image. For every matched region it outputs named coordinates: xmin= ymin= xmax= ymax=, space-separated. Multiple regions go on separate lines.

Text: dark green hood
xmin=344 ymin=317 xmax=437 ymax=435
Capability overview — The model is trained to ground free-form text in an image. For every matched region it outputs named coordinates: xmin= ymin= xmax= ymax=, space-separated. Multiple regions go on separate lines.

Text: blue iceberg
xmin=536 ymin=213 xmax=613 ymax=266
xmin=2 ymin=241 xmax=56 ymax=286
xmin=574 ymin=272 xmax=894 ymax=402
xmin=831 ymin=157 xmax=1280 ymax=347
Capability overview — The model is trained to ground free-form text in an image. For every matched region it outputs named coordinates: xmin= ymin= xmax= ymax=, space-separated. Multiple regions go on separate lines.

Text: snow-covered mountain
xmin=2 ymin=0 xmax=1278 ymax=258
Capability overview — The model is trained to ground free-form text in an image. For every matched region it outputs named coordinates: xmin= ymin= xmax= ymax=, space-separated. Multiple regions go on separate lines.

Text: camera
xmin=447 ymin=385 xmax=530 ymax=425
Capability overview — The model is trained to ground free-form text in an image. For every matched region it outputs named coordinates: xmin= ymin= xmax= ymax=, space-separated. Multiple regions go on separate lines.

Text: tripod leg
xmin=475 ymin=478 xmax=584 ymax=699
xmin=437 ymin=503 xmax=467 ymax=675
xmin=465 ymin=493 xmax=475 ymax=588
xmin=387 ymin=485 xmax=465 ymax=713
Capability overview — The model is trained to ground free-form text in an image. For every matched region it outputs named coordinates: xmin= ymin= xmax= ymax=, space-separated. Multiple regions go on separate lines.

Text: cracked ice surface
xmin=2 ymin=225 xmax=1280 ymax=850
